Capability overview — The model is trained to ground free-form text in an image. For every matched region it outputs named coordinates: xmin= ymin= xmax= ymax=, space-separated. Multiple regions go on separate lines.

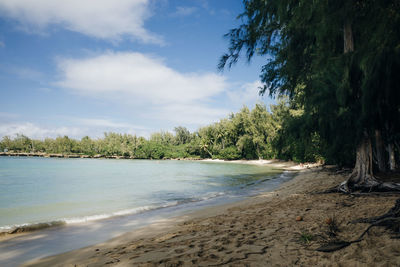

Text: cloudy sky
xmin=0 ymin=0 xmax=272 ymax=139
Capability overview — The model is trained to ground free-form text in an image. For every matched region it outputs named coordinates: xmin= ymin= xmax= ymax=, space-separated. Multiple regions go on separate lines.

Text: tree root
xmin=322 ymin=180 xmax=400 ymax=194
xmin=316 ymin=198 xmax=400 ymax=252
xmin=352 ymin=198 xmax=400 ymax=223
xmin=316 ymin=241 xmax=353 ymax=252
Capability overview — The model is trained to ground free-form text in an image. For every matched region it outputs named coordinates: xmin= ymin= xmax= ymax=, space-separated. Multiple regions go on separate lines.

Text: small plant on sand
xmin=298 ymin=232 xmax=314 ymax=244
xmin=324 ymin=215 xmax=340 ymax=238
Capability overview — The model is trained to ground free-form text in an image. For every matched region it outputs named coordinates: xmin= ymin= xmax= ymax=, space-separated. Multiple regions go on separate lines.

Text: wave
xmin=0 ymin=221 xmax=67 ymax=235
xmin=0 ymin=192 xmax=228 ymax=235
xmin=0 ymin=172 xmax=293 ymax=236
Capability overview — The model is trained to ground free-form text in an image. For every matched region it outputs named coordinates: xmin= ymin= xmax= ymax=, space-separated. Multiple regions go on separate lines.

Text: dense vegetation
xmin=0 ymin=99 xmax=323 ymax=162
xmin=219 ymin=0 xmax=400 ymax=191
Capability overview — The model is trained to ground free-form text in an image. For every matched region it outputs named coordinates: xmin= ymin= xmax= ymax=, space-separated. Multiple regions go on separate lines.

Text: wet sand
xmin=23 ymin=164 xmax=400 ymax=266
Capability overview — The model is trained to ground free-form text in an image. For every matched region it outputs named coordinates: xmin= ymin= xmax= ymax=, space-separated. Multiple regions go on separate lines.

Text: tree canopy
xmin=220 ymin=0 xmax=400 ymax=188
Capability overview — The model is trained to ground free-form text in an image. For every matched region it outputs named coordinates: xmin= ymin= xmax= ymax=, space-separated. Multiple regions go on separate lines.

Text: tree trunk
xmin=375 ymin=130 xmax=387 ymax=172
xmin=348 ymin=137 xmax=374 ymax=182
xmin=256 ymin=144 xmax=261 ymax=160
xmin=202 ymin=145 xmax=213 ymax=158
xmin=206 ymin=148 xmax=213 ymax=158
xmin=344 ymin=19 xmax=354 ymax=53
xmin=340 ymin=20 xmax=370 ymax=192
xmin=338 ymin=136 xmax=400 ymax=193
xmin=388 ymin=143 xmax=397 ymax=171
xmin=339 ymin=136 xmax=379 ymax=192
xmin=338 ymin=21 xmax=380 ymax=192
xmin=330 ymin=19 xmax=400 ymax=193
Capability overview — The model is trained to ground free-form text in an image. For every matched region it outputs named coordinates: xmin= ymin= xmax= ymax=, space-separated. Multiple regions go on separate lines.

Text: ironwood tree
xmin=219 ymin=0 xmax=400 ymax=192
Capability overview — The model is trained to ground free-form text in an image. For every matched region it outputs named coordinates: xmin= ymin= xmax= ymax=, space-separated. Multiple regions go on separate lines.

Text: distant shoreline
xmin=0 ymin=152 xmax=315 ymax=169
xmin=0 ymin=151 xmax=201 ymax=160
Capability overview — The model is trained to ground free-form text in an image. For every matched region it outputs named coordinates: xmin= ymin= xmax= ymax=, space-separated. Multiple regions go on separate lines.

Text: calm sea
xmin=0 ymin=157 xmax=298 ymax=266
xmin=0 ymin=157 xmax=287 ymax=231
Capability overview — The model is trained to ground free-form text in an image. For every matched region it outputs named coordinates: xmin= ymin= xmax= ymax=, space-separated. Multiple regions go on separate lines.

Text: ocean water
xmin=0 ymin=157 xmax=286 ymax=232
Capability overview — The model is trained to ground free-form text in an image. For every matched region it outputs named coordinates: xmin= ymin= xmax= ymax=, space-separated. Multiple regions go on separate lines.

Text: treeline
xmin=0 ymin=99 xmax=325 ymax=162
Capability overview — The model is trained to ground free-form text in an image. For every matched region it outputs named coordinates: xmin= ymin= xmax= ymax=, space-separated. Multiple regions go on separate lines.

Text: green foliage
xmin=11 ymin=134 xmax=32 ymax=152
xmin=174 ymin=126 xmax=192 ymax=145
xmin=220 ymin=0 xmax=400 ymax=168
xmin=298 ymin=232 xmax=314 ymax=244
xmin=0 ymin=103 xmax=315 ymax=161
xmin=217 ymin=146 xmax=241 ymax=160
xmin=0 ymin=136 xmax=12 ymax=151
xmin=268 ymin=97 xmax=324 ymax=163
xmin=0 ymin=102 xmax=326 ymax=162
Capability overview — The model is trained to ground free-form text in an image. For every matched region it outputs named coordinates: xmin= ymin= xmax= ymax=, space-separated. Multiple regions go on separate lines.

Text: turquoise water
xmin=0 ymin=157 xmax=283 ymax=231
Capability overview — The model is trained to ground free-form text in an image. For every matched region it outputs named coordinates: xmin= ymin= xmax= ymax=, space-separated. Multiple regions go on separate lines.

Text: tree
xmin=174 ymin=126 xmax=192 ymax=145
xmin=12 ymin=134 xmax=32 ymax=152
xmin=150 ymin=131 xmax=174 ymax=146
xmin=54 ymin=136 xmax=73 ymax=154
xmin=0 ymin=136 xmax=12 ymax=151
xmin=80 ymin=136 xmax=95 ymax=155
xmin=250 ymin=103 xmax=272 ymax=158
xmin=197 ymin=126 xmax=215 ymax=158
xmin=220 ymin=0 xmax=400 ymax=192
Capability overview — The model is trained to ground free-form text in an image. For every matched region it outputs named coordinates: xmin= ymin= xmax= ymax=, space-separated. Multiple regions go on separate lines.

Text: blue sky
xmin=0 ymin=0 xmax=273 ymax=139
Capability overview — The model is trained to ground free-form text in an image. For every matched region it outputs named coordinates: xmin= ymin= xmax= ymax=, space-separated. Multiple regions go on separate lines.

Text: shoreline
xmin=22 ymin=166 xmax=400 ymax=266
xmin=0 ymin=160 xmax=299 ymax=266
xmin=0 ymin=159 xmax=297 ymax=239
xmin=200 ymin=158 xmax=319 ymax=170
xmin=0 ymin=152 xmax=317 ymax=170
xmin=0 ymin=151 xmax=201 ymax=160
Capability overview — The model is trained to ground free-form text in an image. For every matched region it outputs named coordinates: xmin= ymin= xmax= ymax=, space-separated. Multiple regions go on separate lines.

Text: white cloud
xmin=0 ymin=122 xmax=83 ymax=139
xmin=54 ymin=51 xmax=229 ymax=127
xmin=54 ymin=51 xmax=277 ymax=128
xmin=0 ymin=41 xmax=4 ymax=47
xmin=227 ymin=80 xmax=264 ymax=108
xmin=74 ymin=118 xmax=148 ymax=131
xmin=56 ymin=51 xmax=227 ymax=104
xmin=76 ymin=118 xmax=134 ymax=129
xmin=0 ymin=118 xmax=152 ymax=139
xmin=73 ymin=118 xmax=151 ymax=137
xmin=150 ymin=104 xmax=229 ymax=126
xmin=0 ymin=0 xmax=161 ymax=43
xmin=172 ymin=6 xmax=197 ymax=17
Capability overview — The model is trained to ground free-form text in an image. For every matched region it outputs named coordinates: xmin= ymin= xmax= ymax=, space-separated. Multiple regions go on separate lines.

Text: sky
xmin=0 ymin=0 xmax=273 ymax=139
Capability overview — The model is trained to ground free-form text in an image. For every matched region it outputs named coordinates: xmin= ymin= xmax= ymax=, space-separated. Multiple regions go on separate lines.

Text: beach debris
xmin=296 ymin=216 xmax=303 ymax=221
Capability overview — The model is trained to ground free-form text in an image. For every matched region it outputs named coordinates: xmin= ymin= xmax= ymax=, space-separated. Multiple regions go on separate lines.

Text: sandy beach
xmin=20 ymin=162 xmax=400 ymax=267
